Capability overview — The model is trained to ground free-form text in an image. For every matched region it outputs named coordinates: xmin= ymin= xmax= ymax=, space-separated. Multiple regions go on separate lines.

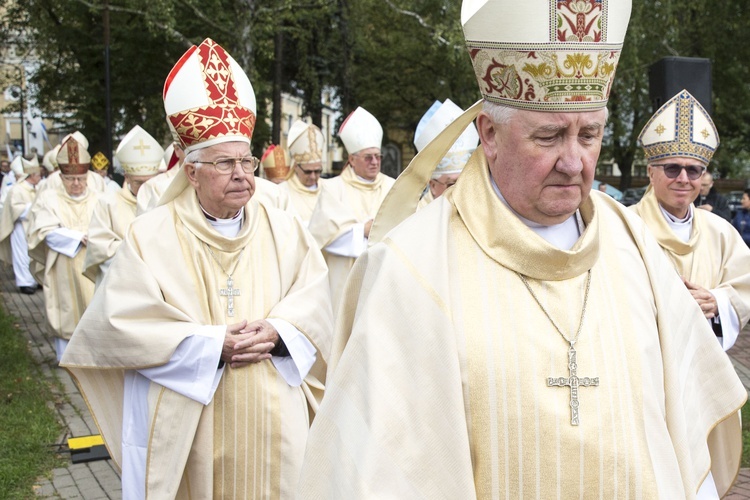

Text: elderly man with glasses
xmin=27 ymin=137 xmax=102 ymax=361
xmin=632 ymin=89 xmax=750 ymax=351
xmin=61 ymin=39 xmax=332 ymax=498
xmin=277 ymin=120 xmax=327 ymax=226
xmin=308 ymin=106 xmax=395 ymax=315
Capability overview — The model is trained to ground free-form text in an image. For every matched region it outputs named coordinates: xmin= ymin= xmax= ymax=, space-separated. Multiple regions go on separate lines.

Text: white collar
xmin=491 ymin=176 xmax=582 ymax=250
xmin=659 ymin=204 xmax=693 ymax=242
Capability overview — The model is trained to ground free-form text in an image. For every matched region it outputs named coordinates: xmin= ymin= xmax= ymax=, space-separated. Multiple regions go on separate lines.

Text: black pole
xmin=103 ymin=0 xmax=112 ymax=163
xmin=272 ymin=29 xmax=283 ymax=145
xmin=19 ymin=68 xmax=25 ymax=156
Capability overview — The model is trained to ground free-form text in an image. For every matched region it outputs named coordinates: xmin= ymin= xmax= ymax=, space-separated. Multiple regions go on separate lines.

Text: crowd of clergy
xmin=0 ymin=0 xmax=749 ymax=498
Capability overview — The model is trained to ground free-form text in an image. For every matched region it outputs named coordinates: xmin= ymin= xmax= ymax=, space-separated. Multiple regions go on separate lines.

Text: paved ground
xmin=2 ymin=261 xmax=750 ymax=498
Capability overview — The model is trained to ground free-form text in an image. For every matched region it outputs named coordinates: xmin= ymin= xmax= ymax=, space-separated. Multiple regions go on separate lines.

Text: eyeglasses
xmin=297 ymin=165 xmax=323 ymax=176
xmin=354 ymin=153 xmax=383 ymax=163
xmin=61 ymin=174 xmax=87 ymax=183
xmin=432 ymin=178 xmax=456 ymax=189
xmin=651 ymin=163 xmax=706 ymax=180
xmin=192 ymin=156 xmax=260 ymax=174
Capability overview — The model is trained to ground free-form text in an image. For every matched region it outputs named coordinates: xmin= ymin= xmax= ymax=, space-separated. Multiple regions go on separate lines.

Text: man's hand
xmin=697 ymin=204 xmax=714 ymax=212
xmin=684 ymin=279 xmax=719 ymax=319
xmin=364 ymin=219 xmax=374 ymax=238
xmin=81 ymin=235 xmax=88 ymax=246
xmin=221 ymin=320 xmax=275 ymax=369
xmin=230 ymin=319 xmax=280 ymax=368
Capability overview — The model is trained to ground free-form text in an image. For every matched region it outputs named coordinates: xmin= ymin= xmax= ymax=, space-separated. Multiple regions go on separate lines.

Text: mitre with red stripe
xmin=261 ymin=144 xmax=291 ymax=181
xmin=163 ymin=38 xmax=257 ymax=154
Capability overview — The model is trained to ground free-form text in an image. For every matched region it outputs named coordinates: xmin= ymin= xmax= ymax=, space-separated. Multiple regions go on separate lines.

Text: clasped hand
xmin=683 ymin=279 xmax=719 ymax=319
xmin=221 ymin=319 xmax=280 ymax=369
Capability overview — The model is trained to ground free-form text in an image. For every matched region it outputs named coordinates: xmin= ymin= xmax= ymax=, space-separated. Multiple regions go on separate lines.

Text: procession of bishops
xmin=1 ymin=0 xmax=750 ymax=497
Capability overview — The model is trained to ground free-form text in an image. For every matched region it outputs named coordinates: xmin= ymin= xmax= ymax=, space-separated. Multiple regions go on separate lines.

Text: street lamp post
xmin=9 ymin=83 xmax=25 ymax=156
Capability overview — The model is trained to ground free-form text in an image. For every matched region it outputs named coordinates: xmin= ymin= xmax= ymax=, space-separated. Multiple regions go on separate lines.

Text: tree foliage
xmin=2 ymin=0 xmax=749 ymax=178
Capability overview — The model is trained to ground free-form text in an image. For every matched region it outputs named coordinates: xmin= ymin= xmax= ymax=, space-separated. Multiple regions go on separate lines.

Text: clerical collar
xmin=305 ymin=183 xmax=318 ymax=191
xmin=490 ymin=176 xmax=582 ymax=250
xmin=659 ymin=203 xmax=693 ymax=243
xmin=201 ymin=205 xmax=244 ymax=238
xmin=354 ymin=173 xmax=376 ymax=184
xmin=68 ymin=191 xmax=87 ymax=200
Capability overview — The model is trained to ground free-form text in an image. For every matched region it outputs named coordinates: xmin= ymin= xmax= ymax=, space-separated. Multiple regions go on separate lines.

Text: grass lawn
xmin=743 ymin=402 xmax=750 ymax=468
xmin=0 ymin=304 xmax=64 ymax=498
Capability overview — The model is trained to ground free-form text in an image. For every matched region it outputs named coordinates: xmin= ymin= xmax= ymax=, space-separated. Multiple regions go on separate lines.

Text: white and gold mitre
xmin=115 ymin=125 xmax=165 ymax=175
xmin=638 ymin=89 xmax=719 ymax=164
xmin=414 ymin=99 xmax=479 ymax=178
xmin=260 ymin=144 xmax=291 ymax=180
xmin=338 ymin=107 xmax=383 ymax=154
xmin=163 ymin=38 xmax=257 ymax=154
xmin=11 ymin=155 xmax=40 ymax=176
xmin=42 ymin=146 xmax=59 ymax=172
xmin=462 ymin=0 xmax=632 ymax=111
xmin=288 ymin=120 xmax=324 ymax=165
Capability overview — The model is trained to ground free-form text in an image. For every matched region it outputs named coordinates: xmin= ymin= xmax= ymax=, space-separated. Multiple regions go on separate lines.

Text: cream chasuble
xmin=0 ymin=180 xmax=36 ymax=264
xmin=62 ymin=187 xmax=332 ymax=499
xmin=299 ymin=152 xmax=746 ymax=499
xmin=136 ymin=167 xmax=178 ymax=215
xmin=308 ymin=166 xmax=395 ymax=313
xmin=278 ymin=174 xmax=324 ymax=225
xmin=632 ymin=187 xmax=750 ymax=332
xmin=83 ymin=185 xmax=138 ymax=283
xmin=27 ymin=188 xmax=99 ymax=339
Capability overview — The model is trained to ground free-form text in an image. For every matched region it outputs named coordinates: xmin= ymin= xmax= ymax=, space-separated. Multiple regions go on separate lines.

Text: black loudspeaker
xmin=648 ymin=57 xmax=712 ymax=114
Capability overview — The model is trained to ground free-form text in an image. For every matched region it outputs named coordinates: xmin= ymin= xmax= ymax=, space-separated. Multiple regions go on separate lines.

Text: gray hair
xmin=482 ymin=100 xmax=610 ymax=124
xmin=184 ymin=148 xmax=204 ymax=168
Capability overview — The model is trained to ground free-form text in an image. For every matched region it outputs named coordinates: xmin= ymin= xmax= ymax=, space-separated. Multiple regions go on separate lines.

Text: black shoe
xmin=18 ymin=286 xmax=36 ymax=295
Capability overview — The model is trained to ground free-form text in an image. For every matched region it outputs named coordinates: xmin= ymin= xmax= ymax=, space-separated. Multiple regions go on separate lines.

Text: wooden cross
xmin=547 ymin=345 xmax=599 ymax=425
xmin=133 ymin=139 xmax=151 ymax=156
xmin=219 ymin=275 xmax=241 ymax=317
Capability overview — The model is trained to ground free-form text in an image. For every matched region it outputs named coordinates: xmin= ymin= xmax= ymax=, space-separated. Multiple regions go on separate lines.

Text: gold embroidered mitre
xmin=91 ymin=152 xmax=109 ymax=172
xmin=638 ymin=89 xmax=719 ymax=164
xmin=288 ymin=120 xmax=324 ymax=165
xmin=260 ymin=144 xmax=291 ymax=180
xmin=115 ymin=125 xmax=165 ymax=175
xmin=414 ymin=99 xmax=479 ymax=178
xmin=163 ymin=38 xmax=257 ymax=154
xmin=462 ymin=0 xmax=632 ymax=110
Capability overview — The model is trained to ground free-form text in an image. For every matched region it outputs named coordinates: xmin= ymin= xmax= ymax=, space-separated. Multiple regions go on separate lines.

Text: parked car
xmin=727 ymin=190 xmax=744 ymax=218
xmin=592 ymin=180 xmax=623 ymax=202
xmin=621 ymin=187 xmax=647 ymax=206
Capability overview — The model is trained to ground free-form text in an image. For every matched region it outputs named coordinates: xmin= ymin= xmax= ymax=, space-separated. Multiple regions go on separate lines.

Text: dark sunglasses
xmin=651 ymin=163 xmax=706 ymax=180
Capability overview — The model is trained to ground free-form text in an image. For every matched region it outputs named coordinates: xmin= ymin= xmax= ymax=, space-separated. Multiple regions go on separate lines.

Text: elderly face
xmin=429 ymin=173 xmax=460 ymax=198
xmin=184 ymin=141 xmax=256 ymax=219
xmin=699 ymin=172 xmax=714 ymax=196
xmin=477 ymin=108 xmax=606 ymax=225
xmin=349 ymin=147 xmax=382 ymax=181
xmin=126 ymin=174 xmax=156 ymax=196
xmin=295 ymin=161 xmax=323 ymax=188
xmin=647 ymin=157 xmax=705 ymax=219
xmin=25 ymin=172 xmax=42 ymax=186
xmin=61 ymin=173 xmax=88 ymax=197
xmin=0 ymin=161 xmax=9 ymax=173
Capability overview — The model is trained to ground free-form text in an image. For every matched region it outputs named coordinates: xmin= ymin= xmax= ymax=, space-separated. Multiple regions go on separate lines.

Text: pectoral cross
xmin=547 ymin=344 xmax=599 ymax=426
xmin=219 ymin=275 xmax=241 ymax=317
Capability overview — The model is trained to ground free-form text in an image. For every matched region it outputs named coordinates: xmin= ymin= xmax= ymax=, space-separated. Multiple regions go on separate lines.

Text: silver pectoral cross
xmin=219 ymin=275 xmax=241 ymax=317
xmin=547 ymin=344 xmax=599 ymax=426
